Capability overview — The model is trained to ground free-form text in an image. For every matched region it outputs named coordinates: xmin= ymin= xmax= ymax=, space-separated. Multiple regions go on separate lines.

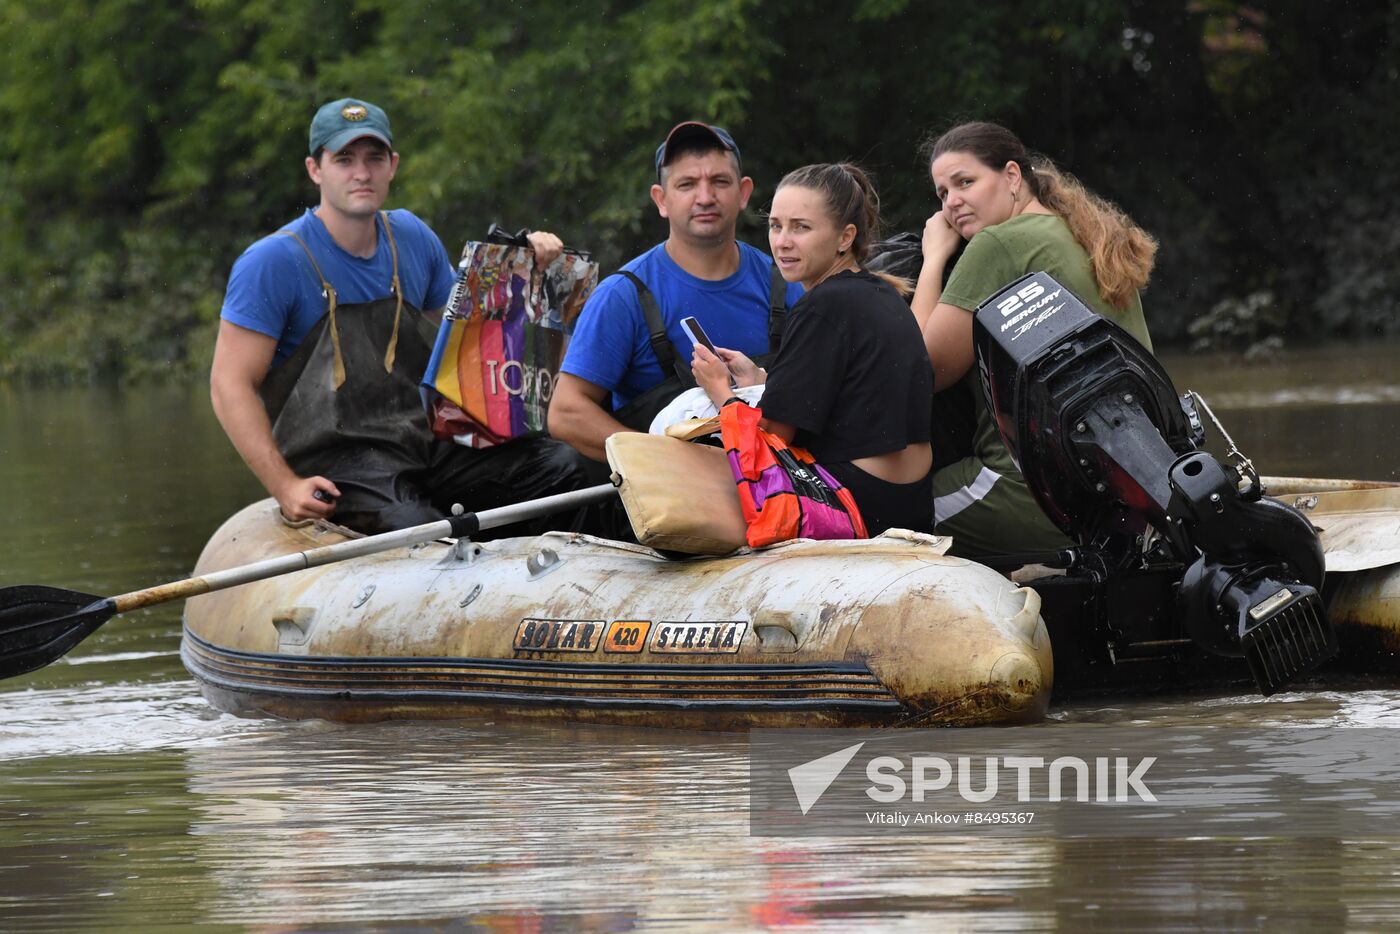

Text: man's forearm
xmin=549 ymin=400 xmax=633 ymax=462
xmin=547 ymin=372 xmax=639 ymax=462
xmin=211 ymin=378 xmax=299 ymax=498
xmin=558 ymin=408 xmax=633 ymax=462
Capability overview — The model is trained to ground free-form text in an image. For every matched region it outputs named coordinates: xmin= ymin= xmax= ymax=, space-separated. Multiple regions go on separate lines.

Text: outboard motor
xmin=973 ymin=272 xmax=1336 ymax=695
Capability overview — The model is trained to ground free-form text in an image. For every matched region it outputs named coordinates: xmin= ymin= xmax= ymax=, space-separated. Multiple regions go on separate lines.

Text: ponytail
xmin=1030 ymin=162 xmax=1157 ymax=310
xmin=776 ymin=162 xmax=912 ymax=296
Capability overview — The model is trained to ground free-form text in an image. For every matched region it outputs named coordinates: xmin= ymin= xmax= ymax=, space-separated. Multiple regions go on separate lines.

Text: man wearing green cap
xmin=211 ymin=98 xmax=591 ymax=534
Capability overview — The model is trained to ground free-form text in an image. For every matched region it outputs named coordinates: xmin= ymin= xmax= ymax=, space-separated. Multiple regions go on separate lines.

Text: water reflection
xmin=8 ymin=716 xmax=1400 ymax=930
xmin=180 ymin=722 xmax=1059 ymax=930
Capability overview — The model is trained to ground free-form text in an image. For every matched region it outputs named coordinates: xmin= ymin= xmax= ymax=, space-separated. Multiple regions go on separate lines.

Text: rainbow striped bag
xmin=422 ymin=230 xmax=597 ymax=447
xmin=718 ymin=401 xmax=868 ymax=547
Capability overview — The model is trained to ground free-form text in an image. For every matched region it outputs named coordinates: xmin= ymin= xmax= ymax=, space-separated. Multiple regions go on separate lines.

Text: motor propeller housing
xmin=972 ymin=272 xmax=1336 ymax=694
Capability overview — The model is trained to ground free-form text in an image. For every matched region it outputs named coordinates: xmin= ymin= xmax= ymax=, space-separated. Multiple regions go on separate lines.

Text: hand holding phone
xmin=681 ymin=316 xmax=737 ymax=389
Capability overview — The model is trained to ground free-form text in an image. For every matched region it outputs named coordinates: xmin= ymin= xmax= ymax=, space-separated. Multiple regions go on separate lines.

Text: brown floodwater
xmin=2 ymin=341 xmax=1399 ymax=931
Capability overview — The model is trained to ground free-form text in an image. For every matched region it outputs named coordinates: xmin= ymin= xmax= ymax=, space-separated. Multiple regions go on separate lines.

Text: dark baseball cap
xmin=654 ymin=122 xmax=741 ymax=179
xmin=309 ymin=98 xmax=393 ymax=157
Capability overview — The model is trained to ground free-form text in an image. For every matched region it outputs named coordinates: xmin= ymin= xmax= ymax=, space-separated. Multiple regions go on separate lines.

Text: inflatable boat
xmin=177 ymin=273 xmax=1400 ymax=727
xmin=182 ymin=511 xmax=1051 ymax=727
xmin=178 ymin=474 xmax=1400 ymax=727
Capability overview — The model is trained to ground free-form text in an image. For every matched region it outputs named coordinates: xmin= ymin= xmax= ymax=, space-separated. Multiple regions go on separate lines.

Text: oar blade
xmin=0 ymin=585 xmax=116 ymax=679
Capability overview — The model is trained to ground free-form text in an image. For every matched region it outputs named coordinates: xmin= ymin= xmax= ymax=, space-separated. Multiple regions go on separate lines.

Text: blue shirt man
xmin=548 ymin=122 xmax=801 ymax=462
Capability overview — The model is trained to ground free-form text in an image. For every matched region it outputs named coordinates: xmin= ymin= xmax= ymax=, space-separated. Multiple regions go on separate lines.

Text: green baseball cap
xmin=308 ymin=98 xmax=393 ymax=157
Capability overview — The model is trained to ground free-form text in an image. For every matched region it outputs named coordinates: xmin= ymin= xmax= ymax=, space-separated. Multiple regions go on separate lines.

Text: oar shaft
xmin=111 ymin=483 xmax=618 ymax=613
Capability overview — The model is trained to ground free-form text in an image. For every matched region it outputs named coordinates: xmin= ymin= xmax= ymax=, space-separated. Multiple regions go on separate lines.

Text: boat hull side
xmin=182 ymin=501 xmax=1052 ymax=727
xmin=182 ymin=626 xmax=906 ymax=728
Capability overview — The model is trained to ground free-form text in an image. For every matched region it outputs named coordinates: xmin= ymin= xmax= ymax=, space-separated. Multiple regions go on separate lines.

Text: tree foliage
xmin=1 ymin=0 xmax=1396 ymax=383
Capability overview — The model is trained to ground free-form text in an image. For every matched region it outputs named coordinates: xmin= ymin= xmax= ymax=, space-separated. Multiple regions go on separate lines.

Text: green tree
xmin=2 ymin=0 xmax=1398 ymax=384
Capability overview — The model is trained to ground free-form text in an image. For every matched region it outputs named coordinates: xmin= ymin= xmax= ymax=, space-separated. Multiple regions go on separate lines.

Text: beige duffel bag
xmin=604 ymin=419 xmax=747 ymax=555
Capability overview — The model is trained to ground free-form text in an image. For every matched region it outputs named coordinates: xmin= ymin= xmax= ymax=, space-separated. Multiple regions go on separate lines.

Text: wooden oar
xmin=0 ymin=483 xmax=619 ymax=680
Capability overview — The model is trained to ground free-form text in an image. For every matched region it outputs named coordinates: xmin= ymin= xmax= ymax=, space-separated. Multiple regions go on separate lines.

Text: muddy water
xmin=2 ymin=342 xmax=1399 ymax=931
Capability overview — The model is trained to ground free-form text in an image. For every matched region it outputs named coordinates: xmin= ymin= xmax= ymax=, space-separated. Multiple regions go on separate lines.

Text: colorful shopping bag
xmin=422 ymin=228 xmax=597 ymax=447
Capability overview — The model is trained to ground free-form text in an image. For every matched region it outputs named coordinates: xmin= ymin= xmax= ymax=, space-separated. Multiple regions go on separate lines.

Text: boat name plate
xmin=513 ymin=617 xmax=604 ymax=653
xmin=650 ymin=621 xmax=748 ymax=654
xmin=602 ymin=620 xmax=652 ymax=653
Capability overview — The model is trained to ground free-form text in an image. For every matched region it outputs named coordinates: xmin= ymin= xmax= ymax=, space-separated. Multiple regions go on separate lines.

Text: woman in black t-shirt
xmin=691 ymin=163 xmax=935 ymax=535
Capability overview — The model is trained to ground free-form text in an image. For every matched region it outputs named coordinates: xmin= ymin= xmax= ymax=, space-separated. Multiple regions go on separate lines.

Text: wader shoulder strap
xmin=768 ymin=263 xmax=788 ymax=353
xmin=617 ymin=270 xmax=693 ymax=388
xmin=276 ymin=215 xmax=405 ymax=388
xmin=278 ymin=229 xmax=346 ymax=390
xmin=379 ymin=211 xmax=405 ymax=375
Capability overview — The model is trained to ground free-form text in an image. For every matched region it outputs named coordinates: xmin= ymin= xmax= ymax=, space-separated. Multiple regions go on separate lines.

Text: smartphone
xmin=680 ymin=316 xmax=719 ymax=354
xmin=680 ymin=316 xmax=737 ymax=388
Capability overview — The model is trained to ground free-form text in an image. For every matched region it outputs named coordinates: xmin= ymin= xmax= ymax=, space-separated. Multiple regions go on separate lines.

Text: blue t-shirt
xmin=220 ymin=208 xmax=457 ymax=366
xmin=561 ymin=241 xmax=803 ymax=408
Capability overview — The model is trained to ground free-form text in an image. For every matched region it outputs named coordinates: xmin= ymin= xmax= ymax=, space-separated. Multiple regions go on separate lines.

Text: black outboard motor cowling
xmin=973 ymin=273 xmax=1196 ymax=539
xmin=973 ymin=272 xmax=1336 ymax=695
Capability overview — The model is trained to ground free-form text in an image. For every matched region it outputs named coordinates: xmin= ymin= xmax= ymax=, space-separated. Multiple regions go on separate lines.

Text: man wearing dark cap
xmin=211 ymin=97 xmax=590 ymax=533
xmin=548 ymin=122 xmax=801 ymax=462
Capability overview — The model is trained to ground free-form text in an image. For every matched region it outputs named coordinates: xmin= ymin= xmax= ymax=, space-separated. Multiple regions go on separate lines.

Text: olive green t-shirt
xmin=940 ymin=212 xmax=1153 ymax=472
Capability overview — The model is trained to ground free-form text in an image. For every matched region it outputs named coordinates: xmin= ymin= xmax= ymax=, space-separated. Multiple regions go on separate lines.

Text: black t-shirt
xmin=759 ymin=269 xmax=933 ymax=464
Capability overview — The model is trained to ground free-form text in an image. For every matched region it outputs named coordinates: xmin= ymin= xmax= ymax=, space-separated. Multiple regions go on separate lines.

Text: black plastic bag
xmin=866 ymin=233 xmax=977 ymax=472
